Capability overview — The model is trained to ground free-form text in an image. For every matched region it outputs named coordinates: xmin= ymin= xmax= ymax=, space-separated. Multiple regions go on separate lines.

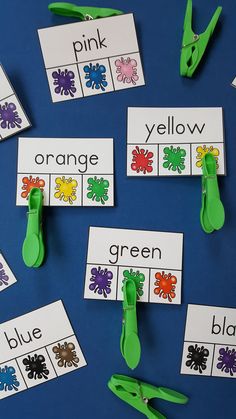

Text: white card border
xmin=126 ymin=107 xmax=227 ymax=177
xmin=0 ymin=63 xmax=31 ymax=141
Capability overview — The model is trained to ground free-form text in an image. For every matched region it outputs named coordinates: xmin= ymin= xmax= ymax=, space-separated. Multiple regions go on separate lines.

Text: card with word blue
xmin=0 ymin=300 xmax=87 ymax=399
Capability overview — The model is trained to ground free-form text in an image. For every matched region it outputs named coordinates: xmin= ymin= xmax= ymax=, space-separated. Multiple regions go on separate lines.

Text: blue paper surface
xmin=0 ymin=0 xmax=235 ymax=417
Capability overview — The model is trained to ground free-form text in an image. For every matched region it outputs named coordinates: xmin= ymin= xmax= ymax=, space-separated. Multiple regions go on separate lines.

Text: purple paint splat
xmin=89 ymin=266 xmax=113 ymax=298
xmin=52 ymin=69 xmax=77 ymax=97
xmin=217 ymin=347 xmax=236 ymax=376
xmin=0 ymin=102 xmax=22 ymax=129
xmin=0 ymin=262 xmax=9 ymax=286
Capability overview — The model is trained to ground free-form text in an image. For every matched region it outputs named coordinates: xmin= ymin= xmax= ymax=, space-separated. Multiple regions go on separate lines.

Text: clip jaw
xmin=48 ymin=2 xmax=123 ymax=20
xmin=22 ymin=188 xmax=45 ymax=268
xmin=180 ymin=0 xmax=222 ymax=77
xmin=200 ymin=152 xmax=225 ymax=233
xmin=108 ymin=375 xmax=189 ymax=419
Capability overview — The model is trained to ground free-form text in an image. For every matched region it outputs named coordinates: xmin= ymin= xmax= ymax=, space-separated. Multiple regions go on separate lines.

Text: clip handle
xmin=48 ymin=2 xmax=123 ymax=20
xmin=204 ymin=6 xmax=222 ymax=38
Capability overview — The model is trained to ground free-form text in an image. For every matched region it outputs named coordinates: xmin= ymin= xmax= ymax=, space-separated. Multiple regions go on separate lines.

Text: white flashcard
xmin=0 ymin=253 xmax=17 ymax=292
xmin=84 ymin=227 xmax=183 ymax=305
xmin=0 ymin=300 xmax=87 ymax=399
xmin=38 ymin=14 xmax=145 ymax=102
xmin=0 ymin=64 xmax=31 ymax=140
xmin=127 ymin=107 xmax=226 ymax=176
xmin=181 ymin=304 xmax=236 ymax=379
xmin=16 ymin=137 xmax=114 ymax=207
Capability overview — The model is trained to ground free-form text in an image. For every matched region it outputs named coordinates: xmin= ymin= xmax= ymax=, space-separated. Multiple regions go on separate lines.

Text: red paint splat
xmin=131 ymin=146 xmax=153 ymax=174
xmin=21 ymin=176 xmax=45 ymax=199
xmin=154 ymin=271 xmax=177 ymax=302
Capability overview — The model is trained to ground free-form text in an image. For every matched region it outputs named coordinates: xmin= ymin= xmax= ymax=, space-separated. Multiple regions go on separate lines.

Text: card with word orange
xmin=16 ymin=138 xmax=114 ymax=207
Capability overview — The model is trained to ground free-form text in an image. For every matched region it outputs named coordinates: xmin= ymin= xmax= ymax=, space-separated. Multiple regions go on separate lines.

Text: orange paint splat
xmin=154 ymin=271 xmax=177 ymax=302
xmin=21 ymin=176 xmax=45 ymax=199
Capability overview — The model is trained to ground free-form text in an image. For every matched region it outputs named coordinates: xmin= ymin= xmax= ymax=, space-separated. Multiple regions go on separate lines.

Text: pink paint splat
xmin=115 ymin=57 xmax=139 ymax=85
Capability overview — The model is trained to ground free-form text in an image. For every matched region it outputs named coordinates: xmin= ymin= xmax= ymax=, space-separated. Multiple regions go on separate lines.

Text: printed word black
xmin=73 ymin=29 xmax=107 ymax=61
xmin=34 ymin=153 xmax=98 ymax=174
xmin=109 ymin=244 xmax=161 ymax=264
xmin=5 ymin=327 xmax=42 ymax=350
xmin=211 ymin=315 xmax=236 ymax=337
xmin=145 ymin=117 xmax=205 ymax=142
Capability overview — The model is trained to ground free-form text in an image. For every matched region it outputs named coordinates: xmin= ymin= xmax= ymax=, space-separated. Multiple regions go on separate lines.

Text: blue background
xmin=0 ymin=0 xmax=235 ymax=417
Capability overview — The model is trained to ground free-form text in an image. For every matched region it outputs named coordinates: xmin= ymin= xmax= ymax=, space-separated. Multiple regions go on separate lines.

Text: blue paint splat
xmin=83 ymin=63 xmax=108 ymax=91
xmin=0 ymin=366 xmax=20 ymax=391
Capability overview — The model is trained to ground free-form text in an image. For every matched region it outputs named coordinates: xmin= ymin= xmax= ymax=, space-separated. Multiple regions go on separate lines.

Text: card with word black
xmin=181 ymin=304 xmax=236 ymax=379
xmin=16 ymin=137 xmax=114 ymax=207
xmin=0 ymin=64 xmax=31 ymax=140
xmin=84 ymin=226 xmax=183 ymax=304
xmin=127 ymin=107 xmax=226 ymax=176
xmin=38 ymin=14 xmax=145 ymax=102
xmin=0 ymin=300 xmax=87 ymax=399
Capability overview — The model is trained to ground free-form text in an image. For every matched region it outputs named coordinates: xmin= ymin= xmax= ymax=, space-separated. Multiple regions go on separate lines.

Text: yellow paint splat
xmin=54 ymin=176 xmax=78 ymax=204
xmin=196 ymin=145 xmax=220 ymax=169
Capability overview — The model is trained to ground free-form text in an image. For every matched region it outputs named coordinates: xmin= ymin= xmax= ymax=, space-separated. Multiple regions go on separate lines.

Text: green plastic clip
xmin=108 ymin=375 xmax=189 ymax=419
xmin=180 ymin=0 xmax=222 ymax=77
xmin=22 ymin=188 xmax=45 ymax=268
xmin=48 ymin=2 xmax=123 ymax=20
xmin=120 ymin=278 xmax=141 ymax=370
xmin=200 ymin=152 xmax=225 ymax=233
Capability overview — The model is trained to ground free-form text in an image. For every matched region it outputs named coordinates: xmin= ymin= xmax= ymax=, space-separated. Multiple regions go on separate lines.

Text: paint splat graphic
xmin=217 ymin=347 xmax=236 ymax=377
xmin=21 ymin=176 xmax=45 ymax=199
xmin=186 ymin=344 xmax=209 ymax=374
xmin=22 ymin=354 xmax=50 ymax=380
xmin=83 ymin=63 xmax=108 ymax=91
xmin=89 ymin=266 xmax=113 ymax=298
xmin=0 ymin=366 xmax=20 ymax=391
xmin=0 ymin=262 xmax=9 ymax=287
xmin=87 ymin=177 xmax=109 ymax=205
xmin=154 ymin=271 xmax=177 ymax=302
xmin=54 ymin=176 xmax=78 ymax=204
xmin=115 ymin=57 xmax=139 ymax=85
xmin=52 ymin=69 xmax=77 ymax=97
xmin=52 ymin=342 xmax=79 ymax=368
xmin=123 ymin=269 xmax=145 ymax=298
xmin=163 ymin=146 xmax=186 ymax=174
xmin=131 ymin=146 xmax=153 ymax=174
xmin=0 ymin=102 xmax=22 ymax=129
xmin=196 ymin=145 xmax=220 ymax=169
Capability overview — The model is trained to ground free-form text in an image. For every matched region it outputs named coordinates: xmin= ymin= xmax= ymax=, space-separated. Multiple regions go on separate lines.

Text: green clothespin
xmin=200 ymin=152 xmax=225 ymax=233
xmin=120 ymin=278 xmax=141 ymax=370
xmin=48 ymin=2 xmax=123 ymax=20
xmin=180 ymin=0 xmax=222 ymax=77
xmin=22 ymin=188 xmax=45 ymax=268
xmin=108 ymin=375 xmax=189 ymax=419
